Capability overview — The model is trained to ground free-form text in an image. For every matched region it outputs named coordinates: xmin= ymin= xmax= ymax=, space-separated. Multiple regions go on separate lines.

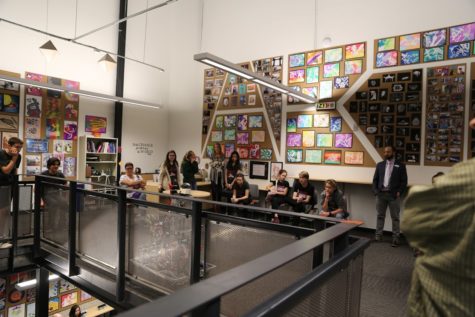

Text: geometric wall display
xmin=287 ymin=42 xmax=366 ymax=104
xmin=374 ymin=21 xmax=475 ymax=68
xmin=425 ymin=64 xmax=466 ymax=166
xmin=344 ymin=68 xmax=423 ymax=165
xmin=471 ymin=62 xmax=475 ymax=159
xmin=0 ymin=69 xmax=21 ymax=151
xmin=23 ymin=72 xmax=79 ymax=178
xmin=285 ymin=110 xmax=375 ymax=167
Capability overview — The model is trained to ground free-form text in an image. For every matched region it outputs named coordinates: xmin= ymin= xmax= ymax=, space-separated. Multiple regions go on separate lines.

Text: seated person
xmin=319 ymin=179 xmax=349 ymax=219
xmin=119 ymin=162 xmax=146 ymax=200
xmin=266 ymin=169 xmax=290 ymax=209
xmin=231 ymin=173 xmax=251 ymax=205
xmin=288 ymin=171 xmax=315 ymax=213
xmin=41 ymin=157 xmax=66 ymax=184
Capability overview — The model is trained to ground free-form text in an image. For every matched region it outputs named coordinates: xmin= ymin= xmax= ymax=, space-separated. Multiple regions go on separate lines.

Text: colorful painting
xmin=26 ymin=139 xmax=48 ymax=153
xmin=211 ymin=131 xmax=223 ymax=142
xmin=316 ymin=133 xmax=333 ymax=147
xmin=63 ymin=140 xmax=73 ymax=154
xmin=289 ymin=53 xmax=305 ymax=67
xmin=25 ymin=117 xmax=41 ymax=139
xmin=344 ymin=60 xmax=363 ymax=75
xmin=25 ymin=155 xmax=41 ymax=175
xmin=335 ymin=133 xmax=353 ymax=148
xmin=2 ymin=132 xmax=18 ymax=150
xmin=250 ymin=144 xmax=260 ymax=159
xmin=25 ymin=95 xmax=42 ymax=117
xmin=224 ymin=115 xmax=236 ymax=128
xmin=48 ymin=297 xmax=59 ymax=311
xmin=401 ymin=50 xmax=420 ymax=65
xmin=306 ymin=66 xmax=319 ymax=83
xmin=302 ymin=130 xmax=315 ymax=147
xmin=344 ymin=151 xmax=364 ymax=165
xmin=423 ymin=47 xmax=444 ymax=62
xmin=238 ymin=84 xmax=246 ymax=95
xmin=251 ymin=130 xmax=265 ymax=143
xmin=225 ymin=144 xmax=235 ymax=157
xmin=377 ymin=37 xmax=396 ymax=51
xmin=324 ymin=150 xmax=342 ymax=164
xmin=85 ymin=115 xmax=107 ymax=133
xmin=236 ymin=132 xmax=249 ymax=145
xmin=330 ymin=117 xmax=342 ymax=132
xmin=345 ymin=43 xmax=365 ymax=59
xmin=423 ymin=29 xmax=446 ymax=48
xmin=313 ymin=113 xmax=329 ymax=127
xmin=64 ymin=103 xmax=78 ymax=120
xmin=9 ymin=304 xmax=25 ymax=317
xmin=334 ymin=76 xmax=349 ymax=89
xmin=307 ymin=51 xmax=323 ymax=65
xmin=247 ymin=84 xmax=256 ymax=93
xmin=287 ymin=118 xmax=297 ymax=132
xmin=206 ymin=145 xmax=213 ymax=158
xmin=289 ymin=69 xmax=305 ymax=84
xmin=319 ymin=81 xmax=333 ymax=99
xmin=45 ymin=97 xmax=61 ymax=119
xmin=63 ymin=121 xmax=78 ymax=140
xmin=324 ymin=48 xmax=343 ymax=62
xmin=399 ymin=33 xmax=421 ymax=51
xmin=305 ymin=149 xmax=322 ymax=163
xmin=249 ymin=115 xmax=263 ymax=128
xmin=376 ymin=51 xmax=398 ymax=67
xmin=237 ymin=147 xmax=249 ymax=159
xmin=297 ymin=114 xmax=312 ymax=128
xmin=64 ymin=79 xmax=80 ymax=101
xmin=0 ymin=113 xmax=19 ymax=130
xmin=449 ymin=22 xmax=475 ymax=43
xmin=238 ymin=114 xmax=248 ymax=130
xmin=60 ymin=292 xmax=78 ymax=307
xmin=224 ymin=129 xmax=235 ymax=141
xmin=215 ymin=116 xmax=223 ymax=129
xmin=323 ymin=63 xmax=340 ymax=78
xmin=287 ymin=133 xmax=302 ymax=147
xmin=63 ymin=157 xmax=76 ymax=177
xmin=260 ymin=148 xmax=272 ymax=160
xmin=302 ymin=87 xmax=318 ymax=98
xmin=448 ymin=42 xmax=471 ymax=59
xmin=80 ymin=291 xmax=92 ymax=302
xmin=287 ymin=149 xmax=303 ymax=163
xmin=2 ymin=94 xmax=20 ymax=113
xmin=60 ymin=280 xmax=77 ymax=293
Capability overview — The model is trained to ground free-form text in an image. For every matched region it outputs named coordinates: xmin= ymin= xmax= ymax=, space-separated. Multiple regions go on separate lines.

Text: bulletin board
xmin=344 ymin=68 xmax=423 ymax=165
xmin=470 ymin=62 xmax=475 ymax=159
xmin=22 ymin=72 xmax=79 ymax=179
xmin=374 ymin=21 xmax=475 ymax=69
xmin=425 ymin=64 xmax=466 ymax=166
xmin=287 ymin=42 xmax=367 ymax=104
xmin=0 ymin=69 xmax=21 ymax=151
xmin=0 ymin=271 xmax=36 ymax=317
xmin=284 ymin=110 xmax=375 ymax=167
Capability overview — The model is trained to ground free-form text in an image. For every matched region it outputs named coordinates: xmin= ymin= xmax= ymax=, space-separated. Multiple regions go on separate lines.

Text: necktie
xmin=383 ymin=160 xmax=393 ymax=188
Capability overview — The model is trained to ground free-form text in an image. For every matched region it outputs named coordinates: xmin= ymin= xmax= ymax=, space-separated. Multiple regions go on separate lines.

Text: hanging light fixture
xmin=98 ymin=53 xmax=117 ymax=71
xmin=39 ymin=40 xmax=58 ymax=62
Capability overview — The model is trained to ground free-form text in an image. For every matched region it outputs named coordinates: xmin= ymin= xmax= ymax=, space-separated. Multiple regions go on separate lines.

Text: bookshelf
xmin=78 ymin=136 xmax=118 ymax=182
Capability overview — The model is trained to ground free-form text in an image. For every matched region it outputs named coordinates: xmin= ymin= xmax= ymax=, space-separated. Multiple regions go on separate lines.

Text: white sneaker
xmin=0 ymin=242 xmax=12 ymax=249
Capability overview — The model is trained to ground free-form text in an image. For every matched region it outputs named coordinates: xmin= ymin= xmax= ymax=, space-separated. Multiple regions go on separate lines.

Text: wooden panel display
xmin=285 ymin=111 xmax=375 ymax=167
xmin=344 ymin=68 xmax=423 ymax=165
xmin=202 ymin=67 xmax=225 ymax=144
xmin=204 ymin=111 xmax=276 ymax=161
xmin=23 ymin=72 xmax=79 ymax=179
xmin=374 ymin=21 xmax=475 ymax=68
xmin=0 ymin=70 xmax=21 ymax=151
xmin=471 ymin=62 xmax=475 ymax=158
xmin=287 ymin=42 xmax=367 ymax=104
xmin=425 ymin=64 xmax=466 ymax=166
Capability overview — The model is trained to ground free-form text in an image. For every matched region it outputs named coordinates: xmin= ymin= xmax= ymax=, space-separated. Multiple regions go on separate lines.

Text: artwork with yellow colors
xmin=302 ymin=130 xmax=315 ymax=147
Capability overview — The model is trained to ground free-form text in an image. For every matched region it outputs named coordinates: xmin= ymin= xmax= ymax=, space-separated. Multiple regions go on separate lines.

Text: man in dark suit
xmin=372 ymin=146 xmax=407 ymax=247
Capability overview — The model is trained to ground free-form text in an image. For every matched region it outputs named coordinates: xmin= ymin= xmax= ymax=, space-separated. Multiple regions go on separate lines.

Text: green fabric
xmin=402 ymin=158 xmax=475 ymax=317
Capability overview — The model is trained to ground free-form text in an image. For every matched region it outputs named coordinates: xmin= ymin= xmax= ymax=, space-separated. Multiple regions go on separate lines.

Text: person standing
xmin=372 ymin=145 xmax=407 ymax=246
xmin=181 ymin=150 xmax=200 ymax=190
xmin=209 ymin=143 xmax=225 ymax=205
xmin=158 ymin=150 xmax=181 ymax=191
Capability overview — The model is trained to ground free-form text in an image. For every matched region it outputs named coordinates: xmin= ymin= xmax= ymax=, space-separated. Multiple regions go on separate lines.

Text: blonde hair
xmin=325 ymin=179 xmax=338 ymax=190
xmin=299 ymin=171 xmax=309 ymax=179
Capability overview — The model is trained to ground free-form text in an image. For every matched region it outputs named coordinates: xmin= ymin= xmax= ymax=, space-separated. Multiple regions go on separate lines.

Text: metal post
xmin=8 ymin=175 xmax=19 ymax=270
xmin=190 ymin=201 xmax=202 ymax=284
xmin=192 ymin=298 xmax=221 ymax=317
xmin=116 ymin=188 xmax=127 ymax=301
xmin=68 ymin=181 xmax=79 ymax=276
xmin=35 ymin=267 xmax=49 ymax=317
xmin=33 ymin=176 xmax=42 ymax=258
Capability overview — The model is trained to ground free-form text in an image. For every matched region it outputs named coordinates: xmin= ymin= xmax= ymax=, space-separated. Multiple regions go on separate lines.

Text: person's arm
xmin=372 ymin=164 xmax=380 ymax=195
xmin=158 ymin=163 xmax=166 ymax=189
xmin=231 ymin=188 xmax=237 ymax=202
xmin=191 ymin=161 xmax=199 ymax=174
xmin=119 ymin=176 xmax=141 ymax=187
xmin=0 ymin=151 xmax=20 ymax=175
xmin=276 ymin=186 xmax=289 ymax=196
xmin=237 ymin=189 xmax=249 ymax=201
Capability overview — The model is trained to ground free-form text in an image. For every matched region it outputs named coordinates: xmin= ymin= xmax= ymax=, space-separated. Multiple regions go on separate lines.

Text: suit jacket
xmin=372 ymin=159 xmax=407 ymax=197
xmin=402 ymin=158 xmax=475 ymax=316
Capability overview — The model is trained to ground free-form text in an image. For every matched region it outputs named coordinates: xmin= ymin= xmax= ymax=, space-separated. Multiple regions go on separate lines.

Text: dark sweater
xmin=181 ymin=160 xmax=199 ymax=183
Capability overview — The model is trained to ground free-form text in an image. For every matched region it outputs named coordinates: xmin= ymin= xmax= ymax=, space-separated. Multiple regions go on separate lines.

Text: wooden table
xmin=145 ymin=181 xmax=212 ymax=209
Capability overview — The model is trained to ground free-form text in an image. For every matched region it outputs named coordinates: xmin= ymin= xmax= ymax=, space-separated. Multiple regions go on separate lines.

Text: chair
xmin=95 ymin=175 xmax=107 ymax=193
xmin=248 ymin=184 xmax=261 ymax=219
xmin=106 ymin=175 xmax=117 ymax=194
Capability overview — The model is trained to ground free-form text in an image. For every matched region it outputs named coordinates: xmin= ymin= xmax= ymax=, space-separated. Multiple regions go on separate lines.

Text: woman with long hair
xmin=158 ymin=150 xmax=181 ymax=191
xmin=209 ymin=143 xmax=225 ymax=204
xmin=181 ymin=150 xmax=200 ymax=190
xmin=69 ymin=304 xmax=81 ymax=317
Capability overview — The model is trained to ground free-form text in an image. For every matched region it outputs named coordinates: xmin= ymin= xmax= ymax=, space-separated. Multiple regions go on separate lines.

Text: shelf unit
xmin=78 ymin=136 xmax=118 ymax=182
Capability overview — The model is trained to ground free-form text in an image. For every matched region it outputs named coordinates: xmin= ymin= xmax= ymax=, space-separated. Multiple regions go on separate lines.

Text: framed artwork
xmin=211 ymin=131 xmax=223 ymax=142
xmin=344 ymin=151 xmax=364 ymax=165
xmin=206 ymin=145 xmax=213 ymax=158
xmin=48 ymin=297 xmax=59 ymax=311
xmin=46 ymin=118 xmax=61 ymax=139
xmin=238 ymin=114 xmax=248 ymax=131
xmin=324 ymin=47 xmax=343 ymax=62
xmin=64 ymin=121 xmax=78 ymax=140
xmin=306 ymin=66 xmax=319 ymax=83
xmin=376 ymin=51 xmax=398 ymax=67
xmin=247 ymin=84 xmax=256 ymax=93
xmin=302 ymin=87 xmax=318 ymax=98
xmin=449 ymin=22 xmax=475 ymax=43
xmin=423 ymin=47 xmax=445 ymax=62
xmin=448 ymin=42 xmax=470 ymax=59
xmin=289 ymin=69 xmax=305 ymax=84
xmin=238 ymin=84 xmax=246 ymax=95
xmin=399 ymin=33 xmax=421 ymax=51
xmin=224 ymin=115 xmax=237 ymax=128
xmin=64 ymin=103 xmax=78 ymax=120
xmin=248 ymin=115 xmax=263 ymax=128
xmin=60 ymin=292 xmax=78 ymax=307
xmin=330 ymin=117 xmax=342 ymax=132
xmin=60 ymin=280 xmax=77 ymax=293
xmin=302 ymin=130 xmax=315 ymax=147
xmin=401 ymin=50 xmax=420 ymax=65
xmin=0 ymin=113 xmax=19 ymax=130
xmin=26 ymin=303 xmax=35 ymax=317
xmin=237 ymin=147 xmax=249 ymax=159
xmin=80 ymin=290 xmax=93 ymax=301
xmin=319 ymin=81 xmax=333 ymax=99
xmin=289 ymin=53 xmax=305 ymax=67
xmin=1 ymin=131 xmax=18 ymax=149
xmin=334 ymin=76 xmax=349 ymax=89
xmin=225 ymin=144 xmax=235 ymax=157
xmin=2 ymin=94 xmax=20 ymax=113
xmin=251 ymin=130 xmax=265 ymax=143
xmin=224 ymin=129 xmax=236 ymax=141
xmin=260 ymin=148 xmax=272 ymax=160
xmin=324 ymin=150 xmax=342 ymax=164
xmin=26 ymin=139 xmax=48 ymax=153
xmin=423 ymin=29 xmax=446 ymax=48
xmin=305 ymin=149 xmax=322 ymax=163
xmin=249 ymin=161 xmax=268 ymax=179
xmin=215 ymin=116 xmax=223 ymax=128
xmin=307 ymin=51 xmax=323 ymax=65
xmin=377 ymin=37 xmax=396 ymax=51
xmin=297 ymin=114 xmax=312 ymax=128
xmin=84 ymin=115 xmax=107 ymax=134
xmin=323 ymin=63 xmax=340 ymax=78
xmin=236 ymin=132 xmax=249 ymax=145
xmin=314 ymin=113 xmax=330 ymax=127
xmin=287 ymin=133 xmax=302 ymax=147
xmin=287 ymin=118 xmax=297 ymax=132
xmin=287 ymin=149 xmax=303 ymax=163
xmin=9 ymin=304 xmax=25 ymax=317
xmin=270 ymin=161 xmax=283 ymax=181
xmin=334 ymin=133 xmax=353 ymax=148
xmin=249 ymin=144 xmax=260 ymax=159
xmin=345 ymin=60 xmax=363 ymax=75
xmin=316 ymin=133 xmax=333 ymax=147
xmin=345 ymin=42 xmax=365 ymax=59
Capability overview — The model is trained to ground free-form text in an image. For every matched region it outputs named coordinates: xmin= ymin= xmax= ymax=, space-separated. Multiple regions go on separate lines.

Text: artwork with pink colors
xmin=25 ymin=72 xmax=44 ymax=96
xmin=376 ymin=51 xmax=398 ymax=68
xmin=344 ymin=60 xmax=363 ymax=75
xmin=287 ymin=133 xmax=302 ymax=147
xmin=399 ymin=33 xmax=421 ymax=51
xmin=423 ymin=29 xmax=446 ymax=48
xmin=344 ymin=151 xmax=364 ymax=165
xmin=449 ymin=22 xmax=475 ymax=43
xmin=236 ymin=132 xmax=249 ymax=145
xmin=289 ymin=69 xmax=305 ymax=84
xmin=237 ymin=147 xmax=249 ymax=159
xmin=334 ymin=133 xmax=353 ymax=148
xmin=249 ymin=144 xmax=260 ymax=159
xmin=324 ymin=151 xmax=342 ymax=165
xmin=63 ymin=121 xmax=78 ymax=140
xmin=64 ymin=80 xmax=80 ymax=101
xmin=324 ymin=48 xmax=343 ymax=62
xmin=25 ymin=72 xmax=44 ymax=82
xmin=302 ymin=86 xmax=318 ymax=98
xmin=307 ymin=51 xmax=323 ymax=65
xmin=225 ymin=144 xmax=235 ymax=157
xmin=64 ymin=103 xmax=79 ymax=120
xmin=345 ymin=43 xmax=365 ymax=59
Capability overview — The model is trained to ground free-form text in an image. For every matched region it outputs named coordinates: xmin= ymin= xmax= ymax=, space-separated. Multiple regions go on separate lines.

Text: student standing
xmin=158 ymin=150 xmax=181 ymax=191
xmin=209 ymin=143 xmax=225 ymax=203
xmin=181 ymin=150 xmax=200 ymax=190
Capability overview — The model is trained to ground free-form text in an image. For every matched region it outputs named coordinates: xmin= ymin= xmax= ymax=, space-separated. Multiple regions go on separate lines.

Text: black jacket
xmin=372 ymin=159 xmax=408 ymax=197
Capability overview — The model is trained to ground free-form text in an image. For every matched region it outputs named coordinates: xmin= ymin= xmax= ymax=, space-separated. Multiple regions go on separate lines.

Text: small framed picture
xmin=270 ymin=162 xmax=283 ymax=181
xmin=250 ymin=161 xmax=269 ymax=180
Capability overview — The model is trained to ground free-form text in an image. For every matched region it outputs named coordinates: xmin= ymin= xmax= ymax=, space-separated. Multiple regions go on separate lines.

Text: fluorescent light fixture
xmin=194 ymin=52 xmax=317 ymax=104
xmin=16 ymin=274 xmax=60 ymax=290
xmin=0 ymin=73 xmax=161 ymax=109
xmin=39 ymin=40 xmax=58 ymax=62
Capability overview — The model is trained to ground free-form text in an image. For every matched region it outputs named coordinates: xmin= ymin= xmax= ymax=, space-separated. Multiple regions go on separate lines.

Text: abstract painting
xmin=238 ymin=114 xmax=248 ymax=131
xmin=316 ymin=133 xmax=333 ymax=147
xmin=287 ymin=149 xmax=303 ymax=163
xmin=319 ymin=81 xmax=333 ymax=99
xmin=334 ymin=76 xmax=349 ymax=89
xmin=236 ymin=132 xmax=249 ymax=145
xmin=324 ymin=48 xmax=343 ymax=62
xmin=237 ymin=147 xmax=249 ymax=159
xmin=344 ymin=60 xmax=363 ymax=75
xmin=314 ymin=113 xmax=330 ymax=127
xmin=334 ymin=133 xmax=353 ymax=148
xmin=85 ymin=115 xmax=106 ymax=133
xmin=377 ymin=37 xmax=396 ymax=51
xmin=399 ymin=33 xmax=421 ymax=51
xmin=344 ymin=151 xmax=364 ymax=165
xmin=330 ymin=117 xmax=342 ymax=132
xmin=46 ymin=119 xmax=61 ymax=139
xmin=423 ymin=29 xmax=446 ymax=48
xmin=25 ymin=95 xmax=42 ymax=117
xmin=260 ymin=148 xmax=272 ymax=160
xmin=306 ymin=66 xmax=319 ymax=83
xmin=302 ymin=87 xmax=318 ymax=98
xmin=345 ymin=42 xmax=365 ymax=59
xmin=289 ymin=53 xmax=305 ymax=67
xmin=215 ymin=116 xmax=223 ymax=128
xmin=287 ymin=118 xmax=297 ymax=132
xmin=289 ymin=69 xmax=305 ymax=84
xmin=324 ymin=150 xmax=342 ymax=164
xmin=297 ymin=114 xmax=313 ymax=128
xmin=211 ymin=131 xmax=223 ymax=142
xmin=287 ymin=133 xmax=302 ymax=147
xmin=323 ymin=63 xmax=340 ymax=78
xmin=447 ymin=42 xmax=471 ymax=59
xmin=305 ymin=149 xmax=322 ymax=163
xmin=63 ymin=121 xmax=78 ymax=140
xmin=302 ymin=130 xmax=315 ymax=147
xmin=251 ymin=130 xmax=265 ymax=143
xmin=449 ymin=22 xmax=475 ymax=43
xmin=307 ymin=51 xmax=323 ymax=65
xmin=60 ymin=292 xmax=78 ymax=307
xmin=423 ymin=47 xmax=444 ymax=62
xmin=225 ymin=143 xmax=235 ymax=157
xmin=249 ymin=115 xmax=263 ymax=128
xmin=400 ymin=50 xmax=420 ymax=65
xmin=224 ymin=115 xmax=237 ymax=128
xmin=376 ymin=51 xmax=398 ymax=67
xmin=224 ymin=129 xmax=235 ymax=141
xmin=249 ymin=144 xmax=260 ymax=159
xmin=2 ymin=94 xmax=19 ymax=113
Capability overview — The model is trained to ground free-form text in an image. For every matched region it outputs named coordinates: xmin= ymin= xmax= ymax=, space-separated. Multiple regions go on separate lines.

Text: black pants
xmin=286 ymin=198 xmax=310 ymax=213
xmin=211 ymin=179 xmax=223 ymax=202
xmin=271 ymin=195 xmax=288 ymax=209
